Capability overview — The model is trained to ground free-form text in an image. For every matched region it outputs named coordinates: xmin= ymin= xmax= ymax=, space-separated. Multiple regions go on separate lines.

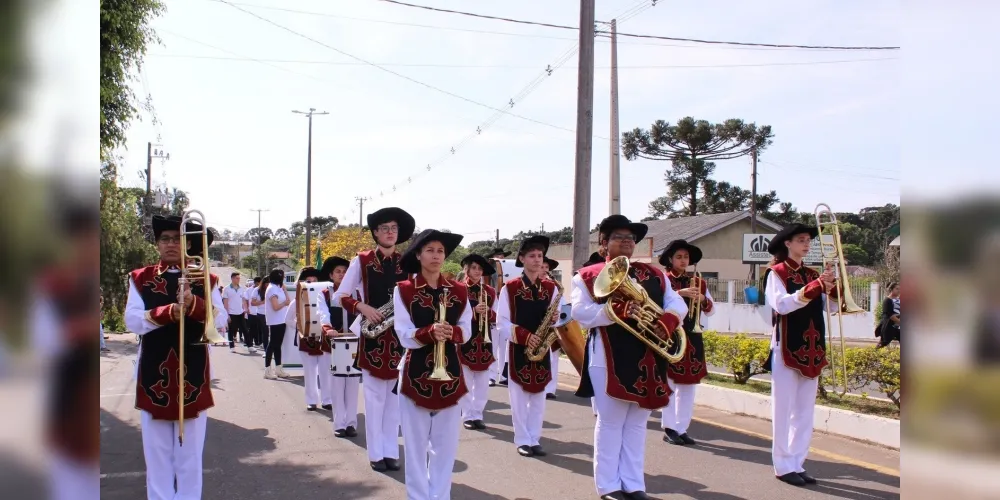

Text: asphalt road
xmin=100 ymin=336 xmax=900 ymax=499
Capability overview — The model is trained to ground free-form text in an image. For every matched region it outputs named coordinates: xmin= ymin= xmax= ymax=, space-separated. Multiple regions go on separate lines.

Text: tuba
xmin=177 ymin=210 xmax=226 ymax=446
xmin=525 ymin=279 xmax=564 ymax=362
xmin=814 ymin=203 xmax=866 ymax=397
xmin=593 ymin=256 xmax=687 ymax=364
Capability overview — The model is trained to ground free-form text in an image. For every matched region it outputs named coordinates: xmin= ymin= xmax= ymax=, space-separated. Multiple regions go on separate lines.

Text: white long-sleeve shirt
xmin=494 ymin=278 xmax=560 ymax=347
xmin=124 ymin=273 xmax=227 ymax=335
xmin=330 ymin=256 xmax=366 ymax=308
xmin=393 ymin=286 xmax=474 ymax=351
xmin=765 ymin=271 xmax=830 ymax=347
xmin=570 ymin=267 xmax=687 ymax=368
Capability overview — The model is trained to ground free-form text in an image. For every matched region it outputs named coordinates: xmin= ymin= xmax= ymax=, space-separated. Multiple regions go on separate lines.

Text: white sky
xmin=111 ymin=0 xmax=907 ymax=240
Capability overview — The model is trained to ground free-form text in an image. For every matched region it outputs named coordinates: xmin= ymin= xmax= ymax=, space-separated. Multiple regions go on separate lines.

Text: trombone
xmin=429 ymin=288 xmax=453 ymax=381
xmin=814 ymin=203 xmax=865 ymax=397
xmin=177 ymin=210 xmax=226 ymax=446
xmin=688 ymin=270 xmax=704 ymax=334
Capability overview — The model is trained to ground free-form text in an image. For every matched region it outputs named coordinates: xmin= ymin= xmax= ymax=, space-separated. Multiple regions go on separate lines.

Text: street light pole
xmin=292 ymin=107 xmax=329 ymax=266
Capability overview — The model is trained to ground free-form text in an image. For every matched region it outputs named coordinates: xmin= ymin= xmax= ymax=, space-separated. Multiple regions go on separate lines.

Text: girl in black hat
xmin=392 ymin=229 xmax=472 ymax=498
xmin=318 ymin=256 xmax=361 ymax=438
xmin=657 ymin=240 xmax=715 ymax=446
xmin=457 ymin=254 xmax=498 ymax=430
xmin=329 ymin=206 xmax=414 ymax=471
xmin=764 ymin=223 xmax=837 ymax=487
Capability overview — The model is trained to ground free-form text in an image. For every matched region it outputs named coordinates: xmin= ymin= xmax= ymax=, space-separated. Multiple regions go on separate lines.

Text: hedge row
xmin=701 ymin=331 xmax=901 ymax=407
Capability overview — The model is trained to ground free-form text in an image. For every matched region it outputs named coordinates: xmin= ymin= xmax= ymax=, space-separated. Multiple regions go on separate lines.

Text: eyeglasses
xmin=157 ymin=236 xmax=182 ymax=244
xmin=609 ymin=233 xmax=637 ymax=242
xmin=378 ymin=224 xmax=399 ymax=233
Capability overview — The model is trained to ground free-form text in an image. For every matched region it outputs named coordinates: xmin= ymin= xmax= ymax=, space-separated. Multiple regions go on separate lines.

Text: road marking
xmin=101 ymin=468 xmax=221 ymax=480
xmin=555 ymin=382 xmax=899 ymax=477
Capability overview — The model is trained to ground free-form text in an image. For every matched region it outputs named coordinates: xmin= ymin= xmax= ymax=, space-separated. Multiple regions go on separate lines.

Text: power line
xmin=759 ymin=159 xmax=899 ymax=181
xmin=376 ymin=0 xmax=899 ymax=50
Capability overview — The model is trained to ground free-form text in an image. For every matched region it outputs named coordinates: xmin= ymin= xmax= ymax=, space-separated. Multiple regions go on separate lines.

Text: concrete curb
xmin=557 ymin=357 xmax=899 ymax=450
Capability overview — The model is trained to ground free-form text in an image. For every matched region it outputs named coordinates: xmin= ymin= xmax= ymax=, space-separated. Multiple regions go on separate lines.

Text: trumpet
xmin=478 ymin=282 xmax=492 ymax=344
xmin=428 ymin=289 xmax=453 ymax=381
xmin=688 ymin=271 xmax=704 ymax=334
xmin=593 ymin=256 xmax=687 ymax=364
xmin=178 ymin=210 xmax=226 ymax=446
xmin=814 ymin=203 xmax=865 ymax=397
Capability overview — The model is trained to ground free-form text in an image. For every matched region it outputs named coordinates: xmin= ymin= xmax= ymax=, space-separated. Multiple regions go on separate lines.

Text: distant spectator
xmin=877 ymin=282 xmax=900 ymax=347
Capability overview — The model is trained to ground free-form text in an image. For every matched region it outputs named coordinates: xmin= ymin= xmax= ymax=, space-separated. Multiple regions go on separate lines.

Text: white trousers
xmin=302 ymin=352 xmax=333 ymax=406
xmin=460 ymin=366 xmax=491 ymax=421
xmin=590 ymin=367 xmax=649 ymax=496
xmin=494 ymin=331 xmax=508 ymax=381
xmin=660 ymin=379 xmax=696 ymax=434
xmin=544 ymin=349 xmax=560 ymax=395
xmin=140 ymin=410 xmax=208 ymax=500
xmin=399 ymin=396 xmax=462 ymax=500
xmin=331 ymin=376 xmax=361 ymax=431
xmin=508 ymin=381 xmax=545 ymax=447
xmin=770 ymin=355 xmax=819 ymax=476
xmin=362 ymin=369 xmax=401 ymax=461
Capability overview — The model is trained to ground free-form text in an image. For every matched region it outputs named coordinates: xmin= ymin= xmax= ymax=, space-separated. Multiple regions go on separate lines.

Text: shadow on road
xmin=99 ymin=408 xmax=383 ymax=499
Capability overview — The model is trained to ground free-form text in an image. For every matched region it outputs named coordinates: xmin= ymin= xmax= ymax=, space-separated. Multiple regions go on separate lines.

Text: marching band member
xmin=496 ymin=235 xmax=559 ymax=457
xmin=319 ymin=256 xmax=361 ymax=438
xmin=542 ymin=257 xmax=562 ymax=400
xmin=124 ymin=215 xmax=227 ymax=500
xmin=489 ymin=247 xmax=510 ymax=386
xmin=658 ymin=240 xmax=715 ymax=446
xmin=393 ymin=229 xmax=473 ymax=500
xmin=571 ymin=215 xmax=687 ymax=500
xmin=331 ymin=207 xmax=415 ymax=472
xmin=283 ymin=267 xmax=334 ymax=411
xmin=458 ymin=253 xmax=497 ymax=430
xmin=765 ymin=224 xmax=838 ymax=487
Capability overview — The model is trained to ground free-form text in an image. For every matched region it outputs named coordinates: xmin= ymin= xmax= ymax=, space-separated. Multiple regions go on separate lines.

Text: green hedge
xmin=701 ymin=330 xmax=901 ymax=408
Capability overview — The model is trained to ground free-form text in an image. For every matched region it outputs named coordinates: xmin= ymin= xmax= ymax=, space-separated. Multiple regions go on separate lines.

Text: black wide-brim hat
xmin=767 ymin=223 xmax=819 ymax=255
xmin=401 ymin=229 xmax=464 ymax=274
xmin=658 ymin=239 xmax=703 ymax=267
xmin=598 ymin=214 xmax=648 ymax=243
xmin=583 ymin=251 xmax=605 ymax=267
xmin=491 ymin=247 xmax=511 ymax=257
xmin=367 ymin=207 xmax=416 ymax=244
xmin=515 ymin=235 xmax=550 ymax=267
xmin=544 ymin=257 xmax=559 ymax=271
xmin=320 ymin=256 xmax=351 ymax=278
xmin=152 ymin=215 xmax=215 ymax=254
xmin=460 ymin=254 xmax=497 ymax=276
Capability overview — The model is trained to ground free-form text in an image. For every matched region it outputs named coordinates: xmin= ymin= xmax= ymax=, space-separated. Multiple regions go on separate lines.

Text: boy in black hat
xmin=319 ymin=256 xmax=361 ymax=438
xmin=282 ymin=267 xmax=334 ymax=412
xmin=764 ymin=223 xmax=837 ymax=487
xmin=392 ymin=229 xmax=473 ymax=499
xmin=658 ymin=240 xmax=715 ymax=446
xmin=457 ymin=253 xmax=498 ymax=430
xmin=541 ymin=257 xmax=563 ymax=400
xmin=495 ymin=235 xmax=560 ymax=457
xmin=123 ymin=215 xmax=227 ymax=499
xmin=571 ymin=214 xmax=687 ymax=500
xmin=330 ymin=207 xmax=414 ymax=471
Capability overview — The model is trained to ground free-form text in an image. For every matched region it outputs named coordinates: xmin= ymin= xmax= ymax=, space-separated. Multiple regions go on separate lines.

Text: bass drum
xmin=330 ymin=335 xmax=361 ymax=378
xmin=554 ymin=303 xmax=586 ymax=376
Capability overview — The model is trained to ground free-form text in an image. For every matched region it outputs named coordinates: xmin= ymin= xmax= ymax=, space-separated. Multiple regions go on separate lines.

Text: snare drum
xmin=330 ymin=335 xmax=361 ymax=377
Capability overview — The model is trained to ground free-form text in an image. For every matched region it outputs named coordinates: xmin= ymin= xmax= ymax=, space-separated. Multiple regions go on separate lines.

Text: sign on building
xmin=742 ymin=233 xmax=833 ymax=264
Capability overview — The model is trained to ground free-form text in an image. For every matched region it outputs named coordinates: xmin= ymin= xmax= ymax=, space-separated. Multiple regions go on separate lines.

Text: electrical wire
xmin=760 ymin=159 xmax=899 ymax=181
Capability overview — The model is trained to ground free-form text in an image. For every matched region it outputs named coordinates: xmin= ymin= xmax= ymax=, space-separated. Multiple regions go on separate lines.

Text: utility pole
xmin=249 ymin=208 xmax=270 ymax=277
xmin=609 ymin=18 xmax=621 ymax=216
xmin=145 ymin=142 xmax=169 ymax=224
xmin=749 ymin=147 xmax=759 ymax=281
xmin=572 ymin=0 xmax=596 ymax=271
xmin=355 ymin=196 xmax=370 ymax=232
xmin=292 ymin=108 xmax=329 ymax=266
xmin=495 ymin=229 xmax=500 ymax=245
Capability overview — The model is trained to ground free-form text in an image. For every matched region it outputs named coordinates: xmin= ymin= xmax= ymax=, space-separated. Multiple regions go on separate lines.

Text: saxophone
xmin=525 ymin=278 xmax=564 ymax=362
xmin=359 ymin=301 xmax=395 ymax=339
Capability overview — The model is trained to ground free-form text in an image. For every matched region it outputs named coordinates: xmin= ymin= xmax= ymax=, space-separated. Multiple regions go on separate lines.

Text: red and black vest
xmin=665 ymin=271 xmax=712 ymax=384
xmin=130 ymin=263 xmax=218 ymax=420
xmin=577 ymin=261 xmax=673 ymax=410
xmin=459 ymin=279 xmax=497 ymax=371
xmin=353 ymin=249 xmax=409 ymax=380
xmin=397 ymin=277 xmax=469 ymax=410
xmin=505 ymin=275 xmax=558 ymax=394
xmin=770 ymin=260 xmax=828 ymax=379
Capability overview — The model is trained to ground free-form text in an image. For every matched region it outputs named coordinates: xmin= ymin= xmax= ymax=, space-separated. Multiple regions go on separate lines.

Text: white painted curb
xmin=557 ymin=357 xmax=899 ymax=450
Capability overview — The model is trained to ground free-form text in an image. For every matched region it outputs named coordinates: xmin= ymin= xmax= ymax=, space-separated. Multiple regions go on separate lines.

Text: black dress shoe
xmin=463 ymin=420 xmax=477 ymax=430
xmin=489 ymin=379 xmax=497 ymax=387
xmin=517 ymin=445 xmax=534 ymax=457
xmin=498 ymin=378 xmax=508 ymax=386
xmin=776 ymin=472 xmax=806 ymax=486
xmin=346 ymin=426 xmax=358 ymax=437
xmin=306 ymin=405 xmax=317 ymax=411
xmin=625 ymin=491 xmax=652 ymax=500
xmin=321 ymin=404 xmax=333 ymax=411
xmin=474 ymin=419 xmax=487 ymax=430
xmin=334 ymin=429 xmax=347 ymax=438
xmin=600 ymin=492 xmax=628 ymax=500
xmin=679 ymin=433 xmax=696 ymax=445
xmin=545 ymin=393 xmax=557 ymax=400
xmin=662 ymin=428 xmax=683 ymax=445
xmin=370 ymin=460 xmax=387 ymax=472
xmin=384 ymin=458 xmax=401 ymax=471
xmin=530 ymin=445 xmax=546 ymax=456
xmin=798 ymin=471 xmax=817 ymax=484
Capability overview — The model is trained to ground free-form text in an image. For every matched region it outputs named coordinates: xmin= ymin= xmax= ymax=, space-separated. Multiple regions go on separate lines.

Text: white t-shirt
xmin=223 ymin=285 xmax=246 ymax=314
xmin=264 ymin=283 xmax=290 ymax=325
xmin=247 ymin=286 xmax=259 ymax=315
